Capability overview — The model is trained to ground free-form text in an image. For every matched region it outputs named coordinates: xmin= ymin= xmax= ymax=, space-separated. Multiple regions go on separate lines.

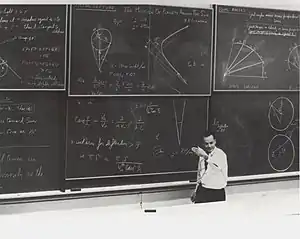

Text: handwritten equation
xmin=0 ymin=5 xmax=66 ymax=90
xmin=66 ymin=98 xmax=208 ymax=178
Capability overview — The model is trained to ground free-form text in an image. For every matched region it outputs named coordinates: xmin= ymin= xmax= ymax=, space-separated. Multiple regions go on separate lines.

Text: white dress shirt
xmin=197 ymin=147 xmax=228 ymax=189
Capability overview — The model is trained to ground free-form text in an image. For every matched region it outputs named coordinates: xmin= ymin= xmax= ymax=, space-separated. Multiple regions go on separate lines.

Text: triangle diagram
xmin=173 ymin=99 xmax=187 ymax=146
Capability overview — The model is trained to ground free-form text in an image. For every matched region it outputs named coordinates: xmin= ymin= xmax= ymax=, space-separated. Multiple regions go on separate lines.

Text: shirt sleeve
xmin=197 ymin=156 xmax=206 ymax=183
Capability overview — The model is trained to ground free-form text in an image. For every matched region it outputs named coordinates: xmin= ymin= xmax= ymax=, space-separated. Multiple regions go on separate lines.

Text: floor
xmin=0 ymin=187 xmax=299 ymax=239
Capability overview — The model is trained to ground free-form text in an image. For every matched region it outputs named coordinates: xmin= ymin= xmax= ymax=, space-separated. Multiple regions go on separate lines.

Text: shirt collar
xmin=208 ymin=147 xmax=217 ymax=156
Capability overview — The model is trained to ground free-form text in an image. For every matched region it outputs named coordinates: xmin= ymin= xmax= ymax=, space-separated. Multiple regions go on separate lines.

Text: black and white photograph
xmin=0 ymin=1 xmax=299 ymax=238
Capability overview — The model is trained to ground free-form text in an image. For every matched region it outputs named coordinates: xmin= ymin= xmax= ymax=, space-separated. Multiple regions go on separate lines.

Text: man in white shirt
xmin=191 ymin=131 xmax=228 ymax=203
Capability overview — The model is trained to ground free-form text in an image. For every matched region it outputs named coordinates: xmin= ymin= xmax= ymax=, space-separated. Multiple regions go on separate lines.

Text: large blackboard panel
xmin=214 ymin=5 xmax=300 ymax=91
xmin=69 ymin=5 xmax=212 ymax=96
xmin=0 ymin=92 xmax=65 ymax=194
xmin=209 ymin=92 xmax=299 ymax=177
xmin=69 ymin=5 xmax=149 ymax=96
xmin=148 ymin=5 xmax=213 ymax=95
xmin=66 ymin=97 xmax=208 ymax=185
xmin=0 ymin=5 xmax=67 ymax=90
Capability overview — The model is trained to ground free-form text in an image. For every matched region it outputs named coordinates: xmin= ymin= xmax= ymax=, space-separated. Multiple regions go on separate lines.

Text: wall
xmin=4 ymin=0 xmax=300 ymax=9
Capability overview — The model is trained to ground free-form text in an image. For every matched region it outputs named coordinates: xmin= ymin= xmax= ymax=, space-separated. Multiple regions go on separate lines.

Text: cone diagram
xmin=91 ymin=28 xmax=112 ymax=73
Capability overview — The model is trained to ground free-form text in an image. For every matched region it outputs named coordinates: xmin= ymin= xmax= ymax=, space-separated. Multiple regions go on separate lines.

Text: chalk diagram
xmin=173 ymin=99 xmax=187 ymax=146
xmin=0 ymin=56 xmax=21 ymax=80
xmin=91 ymin=28 xmax=112 ymax=73
xmin=267 ymin=97 xmax=298 ymax=172
xmin=223 ymin=40 xmax=267 ymax=82
xmin=268 ymin=97 xmax=294 ymax=132
xmin=287 ymin=44 xmax=300 ymax=72
xmin=145 ymin=25 xmax=189 ymax=93
xmin=268 ymin=134 xmax=295 ymax=172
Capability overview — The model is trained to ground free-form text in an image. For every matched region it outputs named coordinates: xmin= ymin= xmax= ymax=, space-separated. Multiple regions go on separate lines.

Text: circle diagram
xmin=0 ymin=58 xmax=8 ymax=78
xmin=91 ymin=28 xmax=112 ymax=51
xmin=268 ymin=134 xmax=295 ymax=172
xmin=287 ymin=45 xmax=300 ymax=71
xmin=268 ymin=97 xmax=294 ymax=131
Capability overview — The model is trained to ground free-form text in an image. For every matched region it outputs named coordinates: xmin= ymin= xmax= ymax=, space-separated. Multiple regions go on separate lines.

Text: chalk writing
xmin=212 ymin=118 xmax=229 ymax=133
xmin=216 ymin=5 xmax=300 ymax=91
xmin=0 ymin=165 xmax=44 ymax=180
xmin=0 ymin=5 xmax=66 ymax=89
xmin=0 ymin=103 xmax=34 ymax=113
xmin=66 ymin=97 xmax=208 ymax=179
xmin=70 ymin=136 xmax=142 ymax=151
xmin=247 ymin=24 xmax=299 ymax=37
xmin=248 ymin=11 xmax=299 ymax=24
xmin=0 ymin=149 xmax=45 ymax=181
xmin=70 ymin=5 xmax=212 ymax=95
xmin=73 ymin=115 xmax=146 ymax=131
xmin=117 ymin=162 xmax=142 ymax=173
xmin=0 ymin=93 xmax=63 ymax=193
xmin=169 ymin=148 xmax=194 ymax=158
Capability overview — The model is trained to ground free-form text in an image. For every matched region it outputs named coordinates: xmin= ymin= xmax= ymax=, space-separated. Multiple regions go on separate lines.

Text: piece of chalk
xmin=144 ymin=209 xmax=156 ymax=213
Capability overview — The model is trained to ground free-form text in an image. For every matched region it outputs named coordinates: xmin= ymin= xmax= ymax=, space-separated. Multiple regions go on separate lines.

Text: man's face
xmin=203 ymin=135 xmax=216 ymax=153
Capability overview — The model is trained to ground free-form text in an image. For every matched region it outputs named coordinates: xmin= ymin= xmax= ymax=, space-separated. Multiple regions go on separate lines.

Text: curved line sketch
xmin=287 ymin=44 xmax=300 ymax=71
xmin=160 ymin=25 xmax=189 ymax=85
xmin=223 ymin=41 xmax=267 ymax=82
xmin=173 ymin=99 xmax=187 ymax=146
xmin=268 ymin=134 xmax=295 ymax=172
xmin=0 ymin=56 xmax=21 ymax=80
xmin=91 ymin=28 xmax=112 ymax=73
xmin=268 ymin=96 xmax=294 ymax=132
xmin=145 ymin=25 xmax=190 ymax=90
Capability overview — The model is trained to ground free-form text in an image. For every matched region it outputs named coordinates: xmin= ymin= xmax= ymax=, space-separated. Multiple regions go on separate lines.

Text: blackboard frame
xmin=213 ymin=4 xmax=300 ymax=92
xmin=67 ymin=4 xmax=214 ymax=97
xmin=64 ymin=96 xmax=210 ymax=186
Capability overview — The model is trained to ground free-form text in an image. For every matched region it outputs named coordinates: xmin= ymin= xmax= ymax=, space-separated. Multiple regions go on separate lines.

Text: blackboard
xmin=0 ymin=92 xmax=65 ymax=194
xmin=69 ymin=5 xmax=212 ymax=96
xmin=66 ymin=97 xmax=208 ymax=185
xmin=0 ymin=5 xmax=67 ymax=90
xmin=209 ymin=92 xmax=299 ymax=177
xmin=214 ymin=5 xmax=300 ymax=91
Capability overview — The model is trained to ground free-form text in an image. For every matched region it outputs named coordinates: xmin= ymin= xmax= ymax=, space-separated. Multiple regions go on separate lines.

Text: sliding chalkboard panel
xmin=69 ymin=5 xmax=212 ymax=96
xmin=148 ymin=5 xmax=213 ymax=95
xmin=214 ymin=5 xmax=300 ymax=91
xmin=0 ymin=92 xmax=65 ymax=194
xmin=210 ymin=92 xmax=299 ymax=177
xmin=66 ymin=97 xmax=208 ymax=186
xmin=0 ymin=5 xmax=67 ymax=90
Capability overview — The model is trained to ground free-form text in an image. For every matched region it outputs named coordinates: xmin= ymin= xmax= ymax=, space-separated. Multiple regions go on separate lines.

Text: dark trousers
xmin=194 ymin=184 xmax=226 ymax=204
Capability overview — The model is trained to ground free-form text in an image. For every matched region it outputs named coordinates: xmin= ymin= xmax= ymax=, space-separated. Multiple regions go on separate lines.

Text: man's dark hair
xmin=202 ymin=130 xmax=216 ymax=140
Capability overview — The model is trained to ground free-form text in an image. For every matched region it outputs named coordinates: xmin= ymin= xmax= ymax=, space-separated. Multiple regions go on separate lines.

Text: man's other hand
xmin=191 ymin=190 xmax=197 ymax=203
xmin=191 ymin=147 xmax=207 ymax=157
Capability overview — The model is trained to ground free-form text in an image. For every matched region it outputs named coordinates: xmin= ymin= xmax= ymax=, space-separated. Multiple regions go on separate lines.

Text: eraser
xmin=144 ymin=209 xmax=156 ymax=213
